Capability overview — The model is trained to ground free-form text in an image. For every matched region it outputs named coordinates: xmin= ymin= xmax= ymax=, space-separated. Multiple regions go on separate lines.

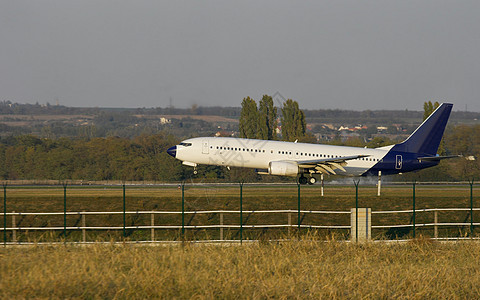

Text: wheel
xmin=308 ymin=177 xmax=316 ymax=185
xmin=299 ymin=176 xmax=308 ymax=185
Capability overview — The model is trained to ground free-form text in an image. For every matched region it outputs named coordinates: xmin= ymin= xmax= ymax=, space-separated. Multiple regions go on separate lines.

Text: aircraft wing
xmin=293 ymin=154 xmax=370 ymax=175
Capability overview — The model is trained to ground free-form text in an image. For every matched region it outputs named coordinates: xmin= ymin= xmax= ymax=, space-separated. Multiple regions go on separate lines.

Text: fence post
xmin=297 ymin=182 xmax=301 ymax=231
xmin=288 ymin=213 xmax=292 ymax=236
xmin=321 ymin=174 xmax=324 ymax=197
xmin=3 ymin=183 xmax=7 ymax=246
xmin=434 ymin=210 xmax=438 ymax=239
xmin=470 ymin=178 xmax=474 ymax=236
xmin=151 ymin=213 xmax=155 ymax=242
xmin=354 ymin=180 xmax=360 ymax=243
xmin=12 ymin=211 xmax=16 ymax=243
xmin=297 ymin=182 xmax=302 ymax=234
xmin=181 ymin=182 xmax=185 ymax=238
xmin=63 ymin=183 xmax=67 ymax=243
xmin=412 ymin=180 xmax=416 ymax=239
xmin=377 ymin=171 xmax=382 ymax=197
xmin=82 ymin=212 xmax=86 ymax=243
xmin=240 ymin=182 xmax=243 ymax=244
xmin=123 ymin=184 xmax=126 ymax=239
xmin=220 ymin=212 xmax=224 ymax=240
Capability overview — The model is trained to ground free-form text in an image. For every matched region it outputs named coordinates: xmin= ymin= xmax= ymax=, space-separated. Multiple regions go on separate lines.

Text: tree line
xmin=0 ymin=133 xmax=183 ymax=181
xmin=0 ymin=124 xmax=478 ymax=182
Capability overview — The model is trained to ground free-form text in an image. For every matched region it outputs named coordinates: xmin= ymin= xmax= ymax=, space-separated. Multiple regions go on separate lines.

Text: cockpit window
xmin=179 ymin=142 xmax=192 ymax=147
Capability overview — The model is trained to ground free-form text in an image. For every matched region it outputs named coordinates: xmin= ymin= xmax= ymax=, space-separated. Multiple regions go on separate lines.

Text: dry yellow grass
xmin=1 ymin=238 xmax=480 ymax=299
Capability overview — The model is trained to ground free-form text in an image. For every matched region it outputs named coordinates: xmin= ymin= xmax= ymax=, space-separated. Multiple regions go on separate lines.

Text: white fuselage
xmin=174 ymin=137 xmax=389 ymax=176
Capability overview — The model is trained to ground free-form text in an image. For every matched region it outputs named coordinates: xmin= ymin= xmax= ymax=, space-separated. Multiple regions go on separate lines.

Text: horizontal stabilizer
xmin=417 ymin=155 xmax=460 ymax=162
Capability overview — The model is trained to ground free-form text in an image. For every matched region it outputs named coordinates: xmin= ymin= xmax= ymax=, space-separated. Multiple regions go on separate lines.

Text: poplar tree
xmin=423 ymin=101 xmax=444 ymax=155
xmin=257 ymin=95 xmax=278 ymax=140
xmin=280 ymin=99 xmax=306 ymax=142
xmin=423 ymin=101 xmax=440 ymax=121
xmin=239 ymin=97 xmax=258 ymax=139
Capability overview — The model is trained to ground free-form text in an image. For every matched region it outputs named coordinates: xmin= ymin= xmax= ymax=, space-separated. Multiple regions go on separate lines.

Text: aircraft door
xmin=202 ymin=140 xmax=209 ymax=154
xmin=395 ymin=155 xmax=402 ymax=169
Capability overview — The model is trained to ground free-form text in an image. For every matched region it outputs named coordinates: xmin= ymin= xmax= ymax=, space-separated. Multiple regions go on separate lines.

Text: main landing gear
xmin=299 ymin=175 xmax=316 ymax=185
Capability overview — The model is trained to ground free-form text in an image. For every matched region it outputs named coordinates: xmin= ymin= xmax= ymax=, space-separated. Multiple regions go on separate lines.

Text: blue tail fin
xmin=392 ymin=103 xmax=453 ymax=156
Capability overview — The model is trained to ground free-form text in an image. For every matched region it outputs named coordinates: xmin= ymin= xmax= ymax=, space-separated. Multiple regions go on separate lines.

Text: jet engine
xmin=268 ymin=161 xmax=299 ymax=176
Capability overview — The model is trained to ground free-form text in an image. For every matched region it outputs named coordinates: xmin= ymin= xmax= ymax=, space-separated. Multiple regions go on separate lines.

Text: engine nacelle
xmin=268 ymin=161 xmax=299 ymax=176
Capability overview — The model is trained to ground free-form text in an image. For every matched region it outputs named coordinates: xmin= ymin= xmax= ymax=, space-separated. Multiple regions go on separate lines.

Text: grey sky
xmin=1 ymin=1 xmax=479 ymax=111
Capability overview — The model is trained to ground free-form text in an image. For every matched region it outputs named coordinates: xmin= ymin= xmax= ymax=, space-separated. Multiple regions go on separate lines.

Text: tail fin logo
xmin=395 ymin=155 xmax=403 ymax=169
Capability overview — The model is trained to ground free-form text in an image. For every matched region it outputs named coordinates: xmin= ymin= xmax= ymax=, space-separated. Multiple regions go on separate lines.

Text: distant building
xmin=159 ymin=117 xmax=171 ymax=124
xmin=322 ymin=123 xmax=335 ymax=130
xmin=215 ymin=131 xmax=234 ymax=137
xmin=340 ymin=131 xmax=360 ymax=141
xmin=339 ymin=125 xmax=367 ymax=132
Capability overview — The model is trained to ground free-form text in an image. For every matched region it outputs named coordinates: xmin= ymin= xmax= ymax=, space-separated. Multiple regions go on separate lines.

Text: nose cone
xmin=167 ymin=146 xmax=177 ymax=158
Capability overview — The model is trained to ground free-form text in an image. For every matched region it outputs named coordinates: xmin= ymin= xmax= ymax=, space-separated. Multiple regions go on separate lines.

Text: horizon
xmin=3 ymin=100 xmax=479 ymax=114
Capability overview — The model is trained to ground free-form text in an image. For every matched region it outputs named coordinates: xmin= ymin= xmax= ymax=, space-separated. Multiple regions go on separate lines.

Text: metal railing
xmin=1 ymin=208 xmax=479 ymax=244
xmin=373 ymin=208 xmax=480 ymax=237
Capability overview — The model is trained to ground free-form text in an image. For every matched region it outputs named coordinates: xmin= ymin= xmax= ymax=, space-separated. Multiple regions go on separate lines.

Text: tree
xmin=280 ymin=99 xmax=306 ymax=142
xmin=423 ymin=101 xmax=445 ymax=155
xmin=423 ymin=101 xmax=440 ymax=121
xmin=367 ymin=136 xmax=393 ymax=148
xmin=239 ymin=97 xmax=258 ymax=139
xmin=257 ymin=95 xmax=277 ymax=140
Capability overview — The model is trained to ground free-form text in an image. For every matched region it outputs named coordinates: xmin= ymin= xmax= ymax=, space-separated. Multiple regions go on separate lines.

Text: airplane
xmin=167 ymin=103 xmax=458 ymax=184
